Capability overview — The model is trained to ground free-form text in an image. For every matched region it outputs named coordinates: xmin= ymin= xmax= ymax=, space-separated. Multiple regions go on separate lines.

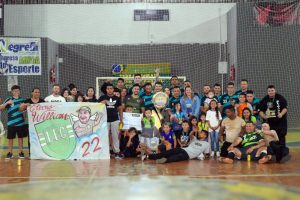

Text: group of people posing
xmin=0 ymin=74 xmax=290 ymax=164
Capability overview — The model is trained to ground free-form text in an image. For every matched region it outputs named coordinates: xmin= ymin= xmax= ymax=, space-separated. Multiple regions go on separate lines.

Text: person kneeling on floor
xmin=119 ymin=127 xmax=140 ymax=158
xmin=220 ymin=121 xmax=266 ymax=164
xmin=146 ymin=130 xmax=210 ymax=164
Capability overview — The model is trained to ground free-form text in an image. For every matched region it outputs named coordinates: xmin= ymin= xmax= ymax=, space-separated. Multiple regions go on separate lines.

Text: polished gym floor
xmin=0 ymin=132 xmax=300 ymax=200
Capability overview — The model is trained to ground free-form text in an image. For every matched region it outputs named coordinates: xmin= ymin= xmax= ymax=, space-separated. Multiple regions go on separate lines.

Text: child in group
xmin=202 ymin=90 xmax=218 ymax=113
xmin=140 ymin=109 xmax=160 ymax=154
xmin=206 ymin=100 xmax=222 ymax=157
xmin=143 ymin=109 xmax=155 ymax=129
xmin=235 ymin=93 xmax=253 ymax=117
xmin=76 ymin=93 xmax=85 ymax=102
xmin=117 ymin=105 xmax=134 ymax=157
xmin=160 ymin=122 xmax=177 ymax=149
xmin=242 ymin=107 xmax=257 ymax=124
xmin=190 ymin=116 xmax=199 ymax=134
xmin=147 ymin=129 xmax=210 ymax=164
xmin=176 ymin=121 xmax=191 ymax=148
xmin=198 ymin=113 xmax=209 ymax=133
xmin=124 ymin=105 xmax=133 ymax=113
xmin=114 ymin=88 xmax=121 ymax=98
xmin=170 ymin=102 xmax=186 ymax=139
xmin=119 ymin=127 xmax=140 ymax=158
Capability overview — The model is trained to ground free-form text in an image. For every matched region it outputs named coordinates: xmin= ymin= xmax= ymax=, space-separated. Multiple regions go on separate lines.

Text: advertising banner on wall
xmin=28 ymin=102 xmax=110 ymax=160
xmin=111 ymin=63 xmax=171 ymax=77
xmin=0 ymin=37 xmax=42 ymax=75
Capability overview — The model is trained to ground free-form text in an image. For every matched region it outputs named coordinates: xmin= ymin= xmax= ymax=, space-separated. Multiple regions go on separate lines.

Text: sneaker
xmin=19 ymin=152 xmax=25 ymax=159
xmin=5 ymin=152 xmax=13 ymax=159
xmin=156 ymin=158 xmax=167 ymax=164
xmin=141 ymin=150 xmax=147 ymax=161
xmin=211 ymin=151 xmax=215 ymax=157
xmin=197 ymin=153 xmax=205 ymax=161
xmin=216 ymin=151 xmax=220 ymax=157
xmin=115 ymin=153 xmax=124 ymax=159
xmin=279 ymin=154 xmax=291 ymax=163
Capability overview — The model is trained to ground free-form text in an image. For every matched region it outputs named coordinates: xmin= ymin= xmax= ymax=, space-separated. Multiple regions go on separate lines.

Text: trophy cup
xmin=266 ymin=102 xmax=276 ymax=118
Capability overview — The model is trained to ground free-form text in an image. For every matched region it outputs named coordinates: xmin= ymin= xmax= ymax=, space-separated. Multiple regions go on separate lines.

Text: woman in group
xmin=180 ymin=86 xmax=200 ymax=120
xmin=61 ymin=88 xmax=71 ymax=101
xmin=120 ymin=88 xmax=128 ymax=105
xmin=19 ymin=87 xmax=45 ymax=154
xmin=69 ymin=83 xmax=78 ymax=102
xmin=84 ymin=87 xmax=97 ymax=102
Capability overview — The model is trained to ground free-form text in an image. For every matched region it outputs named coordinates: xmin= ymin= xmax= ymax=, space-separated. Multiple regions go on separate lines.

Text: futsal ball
xmin=111 ymin=64 xmax=123 ymax=75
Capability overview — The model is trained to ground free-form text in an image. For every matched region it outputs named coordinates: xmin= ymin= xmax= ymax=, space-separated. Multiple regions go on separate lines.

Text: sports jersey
xmin=3 ymin=97 xmax=26 ymax=127
xmin=240 ymin=132 xmax=263 ymax=148
xmin=139 ymin=92 xmax=154 ymax=110
xmin=219 ymin=93 xmax=239 ymax=118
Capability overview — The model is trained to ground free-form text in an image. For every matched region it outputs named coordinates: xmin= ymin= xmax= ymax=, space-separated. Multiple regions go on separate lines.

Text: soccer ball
xmin=111 ymin=64 xmax=123 ymax=75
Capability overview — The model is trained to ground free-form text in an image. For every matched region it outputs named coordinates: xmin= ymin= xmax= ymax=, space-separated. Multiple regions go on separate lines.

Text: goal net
xmin=0 ymin=1 xmax=299 ymax=129
xmin=96 ymin=76 xmax=186 ymax=98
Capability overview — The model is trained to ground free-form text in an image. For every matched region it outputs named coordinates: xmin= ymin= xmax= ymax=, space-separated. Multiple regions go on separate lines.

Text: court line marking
xmin=0 ymin=173 xmax=300 ymax=179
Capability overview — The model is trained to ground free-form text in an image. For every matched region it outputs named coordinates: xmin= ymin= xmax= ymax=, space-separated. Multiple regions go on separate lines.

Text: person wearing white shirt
xmin=44 ymin=84 xmax=66 ymax=103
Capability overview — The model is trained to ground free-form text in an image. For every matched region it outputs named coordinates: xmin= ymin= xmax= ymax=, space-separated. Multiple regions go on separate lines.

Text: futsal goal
xmin=96 ymin=76 xmax=186 ymax=98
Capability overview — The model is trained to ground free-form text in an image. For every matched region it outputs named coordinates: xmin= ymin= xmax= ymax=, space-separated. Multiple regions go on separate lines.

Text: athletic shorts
xmin=7 ymin=125 xmax=28 ymax=139
xmin=239 ymin=146 xmax=259 ymax=161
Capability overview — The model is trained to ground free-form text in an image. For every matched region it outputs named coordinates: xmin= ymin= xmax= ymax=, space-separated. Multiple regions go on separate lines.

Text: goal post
xmin=96 ymin=76 xmax=186 ymax=99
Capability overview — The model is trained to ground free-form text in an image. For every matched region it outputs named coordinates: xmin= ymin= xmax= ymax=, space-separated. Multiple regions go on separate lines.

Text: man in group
xmin=259 ymin=85 xmax=289 ymax=162
xmin=166 ymin=86 xmax=182 ymax=117
xmin=0 ymin=85 xmax=27 ymax=159
xmin=44 ymin=84 xmax=66 ymax=102
xmin=154 ymin=81 xmax=163 ymax=94
xmin=128 ymin=74 xmax=143 ymax=95
xmin=246 ymin=90 xmax=260 ymax=120
xmin=200 ymin=84 xmax=211 ymax=103
xmin=124 ymin=84 xmax=145 ymax=114
xmin=99 ymin=83 xmax=123 ymax=158
xmin=170 ymin=76 xmax=183 ymax=94
xmin=140 ymin=82 xmax=154 ymax=110
xmin=235 ymin=79 xmax=250 ymax=96
xmin=213 ymin=83 xmax=222 ymax=101
xmin=220 ymin=121 xmax=266 ymax=164
xmin=219 ymin=82 xmax=239 ymax=118
xmin=219 ymin=106 xmax=246 ymax=158
xmin=116 ymin=78 xmax=125 ymax=90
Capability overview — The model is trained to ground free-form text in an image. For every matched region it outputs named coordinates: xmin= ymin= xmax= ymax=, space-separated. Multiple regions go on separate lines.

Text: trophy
xmin=152 ymin=92 xmax=169 ymax=110
xmin=151 ymin=92 xmax=169 ymax=129
xmin=266 ymin=102 xmax=276 ymax=118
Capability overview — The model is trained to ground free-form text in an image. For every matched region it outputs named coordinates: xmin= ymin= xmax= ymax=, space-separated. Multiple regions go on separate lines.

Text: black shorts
xmin=239 ymin=146 xmax=259 ymax=161
xmin=7 ymin=125 xmax=28 ymax=139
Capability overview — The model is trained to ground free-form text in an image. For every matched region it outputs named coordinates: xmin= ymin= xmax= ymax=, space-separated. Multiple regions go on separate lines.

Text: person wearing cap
xmin=72 ymin=106 xmax=102 ymax=138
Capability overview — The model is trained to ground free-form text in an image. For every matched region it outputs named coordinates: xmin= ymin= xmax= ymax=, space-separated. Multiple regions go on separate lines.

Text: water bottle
xmin=247 ymin=154 xmax=251 ymax=162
